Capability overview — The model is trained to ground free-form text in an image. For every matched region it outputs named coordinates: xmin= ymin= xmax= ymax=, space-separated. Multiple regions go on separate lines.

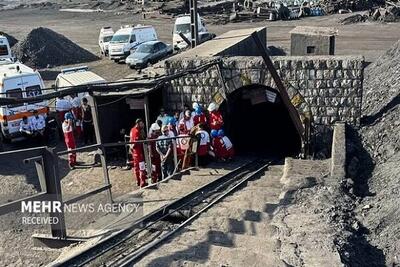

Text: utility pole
xmin=189 ymin=0 xmax=199 ymax=48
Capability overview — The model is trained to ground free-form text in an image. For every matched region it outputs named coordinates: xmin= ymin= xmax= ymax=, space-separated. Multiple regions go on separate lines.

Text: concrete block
xmin=316 ymin=70 xmax=324 ymax=79
xmin=335 ymin=70 xmax=343 ymax=79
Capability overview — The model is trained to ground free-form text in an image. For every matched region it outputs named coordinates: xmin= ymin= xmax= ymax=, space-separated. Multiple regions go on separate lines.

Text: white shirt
xmin=71 ymin=96 xmax=81 ymax=108
xmin=56 ymin=99 xmax=72 ymax=111
xmin=62 ymin=121 xmax=73 ymax=133
xmin=179 ymin=118 xmax=194 ymax=132
xmin=30 ymin=115 xmax=46 ymax=131
xmin=197 ymin=130 xmax=210 ymax=146
xmin=20 ymin=121 xmax=32 ymax=133
xmin=222 ymin=136 xmax=233 ymax=150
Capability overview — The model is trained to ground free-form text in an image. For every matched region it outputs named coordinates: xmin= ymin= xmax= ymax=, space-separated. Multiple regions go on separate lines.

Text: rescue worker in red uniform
xmin=130 ymin=118 xmax=148 ymax=187
xmin=148 ymin=123 xmax=161 ymax=183
xmin=62 ymin=112 xmax=77 ymax=169
xmin=193 ymin=106 xmax=207 ymax=127
xmin=71 ymin=96 xmax=82 ymax=140
xmin=178 ymin=110 xmax=194 ymax=135
xmin=207 ymin=102 xmax=224 ymax=131
xmin=177 ymin=123 xmax=191 ymax=168
xmin=210 ymin=129 xmax=225 ymax=161
xmin=218 ymin=129 xmax=235 ymax=160
xmin=196 ymin=123 xmax=212 ymax=166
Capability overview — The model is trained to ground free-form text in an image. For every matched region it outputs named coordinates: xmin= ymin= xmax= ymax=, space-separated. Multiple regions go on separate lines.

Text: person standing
xmin=218 ymin=129 xmax=235 ymax=160
xmin=178 ymin=110 xmax=194 ymax=135
xmin=19 ymin=116 xmax=33 ymax=138
xmin=177 ymin=123 xmax=191 ymax=168
xmin=81 ymin=97 xmax=95 ymax=145
xmin=71 ymin=94 xmax=82 ymax=140
xmin=156 ymin=108 xmax=169 ymax=126
xmin=62 ymin=112 xmax=77 ymax=169
xmin=193 ymin=106 xmax=207 ymax=127
xmin=196 ymin=123 xmax=212 ymax=166
xmin=55 ymin=96 xmax=72 ymax=138
xmin=156 ymin=125 xmax=174 ymax=180
xmin=211 ymin=129 xmax=224 ymax=161
xmin=30 ymin=110 xmax=46 ymax=143
xmin=208 ymin=102 xmax=224 ymax=131
xmin=130 ymin=118 xmax=148 ymax=187
xmin=148 ymin=123 xmax=161 ymax=183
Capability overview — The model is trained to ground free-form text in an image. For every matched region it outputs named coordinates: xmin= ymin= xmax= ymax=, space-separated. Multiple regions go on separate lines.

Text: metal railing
xmin=0 ymin=134 xmax=198 ymax=240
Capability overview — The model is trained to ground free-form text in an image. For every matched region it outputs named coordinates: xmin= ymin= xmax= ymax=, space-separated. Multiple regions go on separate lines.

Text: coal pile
xmin=12 ymin=27 xmax=99 ymax=68
xmin=0 ymin=31 xmax=18 ymax=47
xmin=348 ymin=39 xmax=400 ymax=266
xmin=360 ymin=38 xmax=400 ymax=164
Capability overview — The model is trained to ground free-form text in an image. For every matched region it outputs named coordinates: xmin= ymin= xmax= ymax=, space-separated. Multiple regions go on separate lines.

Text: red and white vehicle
xmin=0 ymin=62 xmax=47 ymax=141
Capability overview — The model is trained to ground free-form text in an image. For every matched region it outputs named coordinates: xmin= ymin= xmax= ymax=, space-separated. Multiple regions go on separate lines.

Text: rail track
xmin=53 ymin=158 xmax=274 ymax=267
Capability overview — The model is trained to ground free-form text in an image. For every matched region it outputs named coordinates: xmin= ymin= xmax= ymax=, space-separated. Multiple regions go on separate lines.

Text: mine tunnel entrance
xmin=220 ymin=84 xmax=302 ymax=157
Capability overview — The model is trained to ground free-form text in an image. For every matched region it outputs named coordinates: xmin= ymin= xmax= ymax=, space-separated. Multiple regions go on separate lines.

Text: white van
xmin=0 ymin=62 xmax=47 ymax=141
xmin=172 ymin=14 xmax=210 ymax=50
xmin=108 ymin=25 xmax=158 ymax=62
xmin=55 ymin=66 xmax=106 ymax=100
xmin=0 ymin=35 xmax=13 ymax=61
xmin=98 ymin=27 xmax=114 ymax=57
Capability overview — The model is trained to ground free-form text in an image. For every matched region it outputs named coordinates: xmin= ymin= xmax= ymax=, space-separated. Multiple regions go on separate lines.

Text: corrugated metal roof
xmin=58 ymin=71 xmax=106 ymax=87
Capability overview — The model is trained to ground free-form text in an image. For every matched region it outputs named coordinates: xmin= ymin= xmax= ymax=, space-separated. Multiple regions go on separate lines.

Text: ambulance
xmin=108 ymin=25 xmax=158 ymax=62
xmin=0 ymin=35 xmax=13 ymax=61
xmin=0 ymin=62 xmax=47 ymax=141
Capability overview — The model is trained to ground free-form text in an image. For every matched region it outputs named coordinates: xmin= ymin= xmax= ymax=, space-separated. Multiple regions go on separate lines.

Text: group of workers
xmin=18 ymin=95 xmax=94 ymax=169
xmin=129 ymin=102 xmax=235 ymax=188
xmin=55 ymin=96 xmax=95 ymax=169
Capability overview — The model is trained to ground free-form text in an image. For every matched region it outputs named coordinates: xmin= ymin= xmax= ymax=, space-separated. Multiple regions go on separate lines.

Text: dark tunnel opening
xmin=220 ymin=84 xmax=302 ymax=157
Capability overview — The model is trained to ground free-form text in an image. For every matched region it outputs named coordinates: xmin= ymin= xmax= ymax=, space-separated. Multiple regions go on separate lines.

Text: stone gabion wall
xmin=165 ymin=55 xmax=364 ymax=126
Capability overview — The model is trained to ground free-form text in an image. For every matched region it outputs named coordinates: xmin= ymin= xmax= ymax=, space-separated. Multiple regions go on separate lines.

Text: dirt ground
xmin=1 ymin=8 xmax=400 ymax=86
xmin=1 ymin=5 xmax=400 ymax=267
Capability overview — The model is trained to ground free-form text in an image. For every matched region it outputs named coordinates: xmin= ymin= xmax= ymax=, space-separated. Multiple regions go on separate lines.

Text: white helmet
xmin=192 ymin=102 xmax=199 ymax=109
xmin=150 ymin=123 xmax=161 ymax=131
xmin=207 ymin=102 xmax=218 ymax=112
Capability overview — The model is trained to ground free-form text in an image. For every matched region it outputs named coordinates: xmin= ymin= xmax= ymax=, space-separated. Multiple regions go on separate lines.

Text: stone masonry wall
xmin=164 ymin=55 xmax=364 ymax=126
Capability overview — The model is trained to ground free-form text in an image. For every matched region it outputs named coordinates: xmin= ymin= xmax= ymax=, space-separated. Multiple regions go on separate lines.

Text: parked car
xmin=125 ymin=41 xmax=173 ymax=69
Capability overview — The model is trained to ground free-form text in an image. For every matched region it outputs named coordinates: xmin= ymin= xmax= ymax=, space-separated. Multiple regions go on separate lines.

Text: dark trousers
xmin=161 ymin=158 xmax=174 ymax=179
xmin=82 ymin=121 xmax=95 ymax=144
xmin=198 ymin=155 xmax=211 ymax=167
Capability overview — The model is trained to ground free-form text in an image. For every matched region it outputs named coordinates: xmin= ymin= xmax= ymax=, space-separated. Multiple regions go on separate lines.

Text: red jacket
xmin=212 ymin=137 xmax=224 ymax=158
xmin=209 ymin=111 xmax=223 ymax=130
xmin=193 ymin=113 xmax=207 ymax=126
xmin=130 ymin=126 xmax=145 ymax=156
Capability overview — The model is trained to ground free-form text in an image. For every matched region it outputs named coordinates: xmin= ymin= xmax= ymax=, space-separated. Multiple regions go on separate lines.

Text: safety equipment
xmin=150 ymin=123 xmax=161 ymax=131
xmin=64 ymin=112 xmax=74 ymax=121
xmin=192 ymin=102 xmax=199 ymax=109
xmin=167 ymin=117 xmax=177 ymax=126
xmin=207 ymin=102 xmax=217 ymax=112
xmin=218 ymin=129 xmax=225 ymax=137
xmin=195 ymin=106 xmax=202 ymax=115
xmin=211 ymin=129 xmax=218 ymax=138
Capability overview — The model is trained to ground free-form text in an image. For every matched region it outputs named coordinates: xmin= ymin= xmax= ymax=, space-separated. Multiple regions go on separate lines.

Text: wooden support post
xmin=88 ymin=95 xmax=113 ymax=204
xmin=251 ymin=32 xmax=305 ymax=143
xmin=43 ymin=148 xmax=67 ymax=239
xmin=144 ymin=95 xmax=151 ymax=133
xmin=143 ymin=95 xmax=153 ymax=180
xmin=189 ymin=0 xmax=199 ymax=48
